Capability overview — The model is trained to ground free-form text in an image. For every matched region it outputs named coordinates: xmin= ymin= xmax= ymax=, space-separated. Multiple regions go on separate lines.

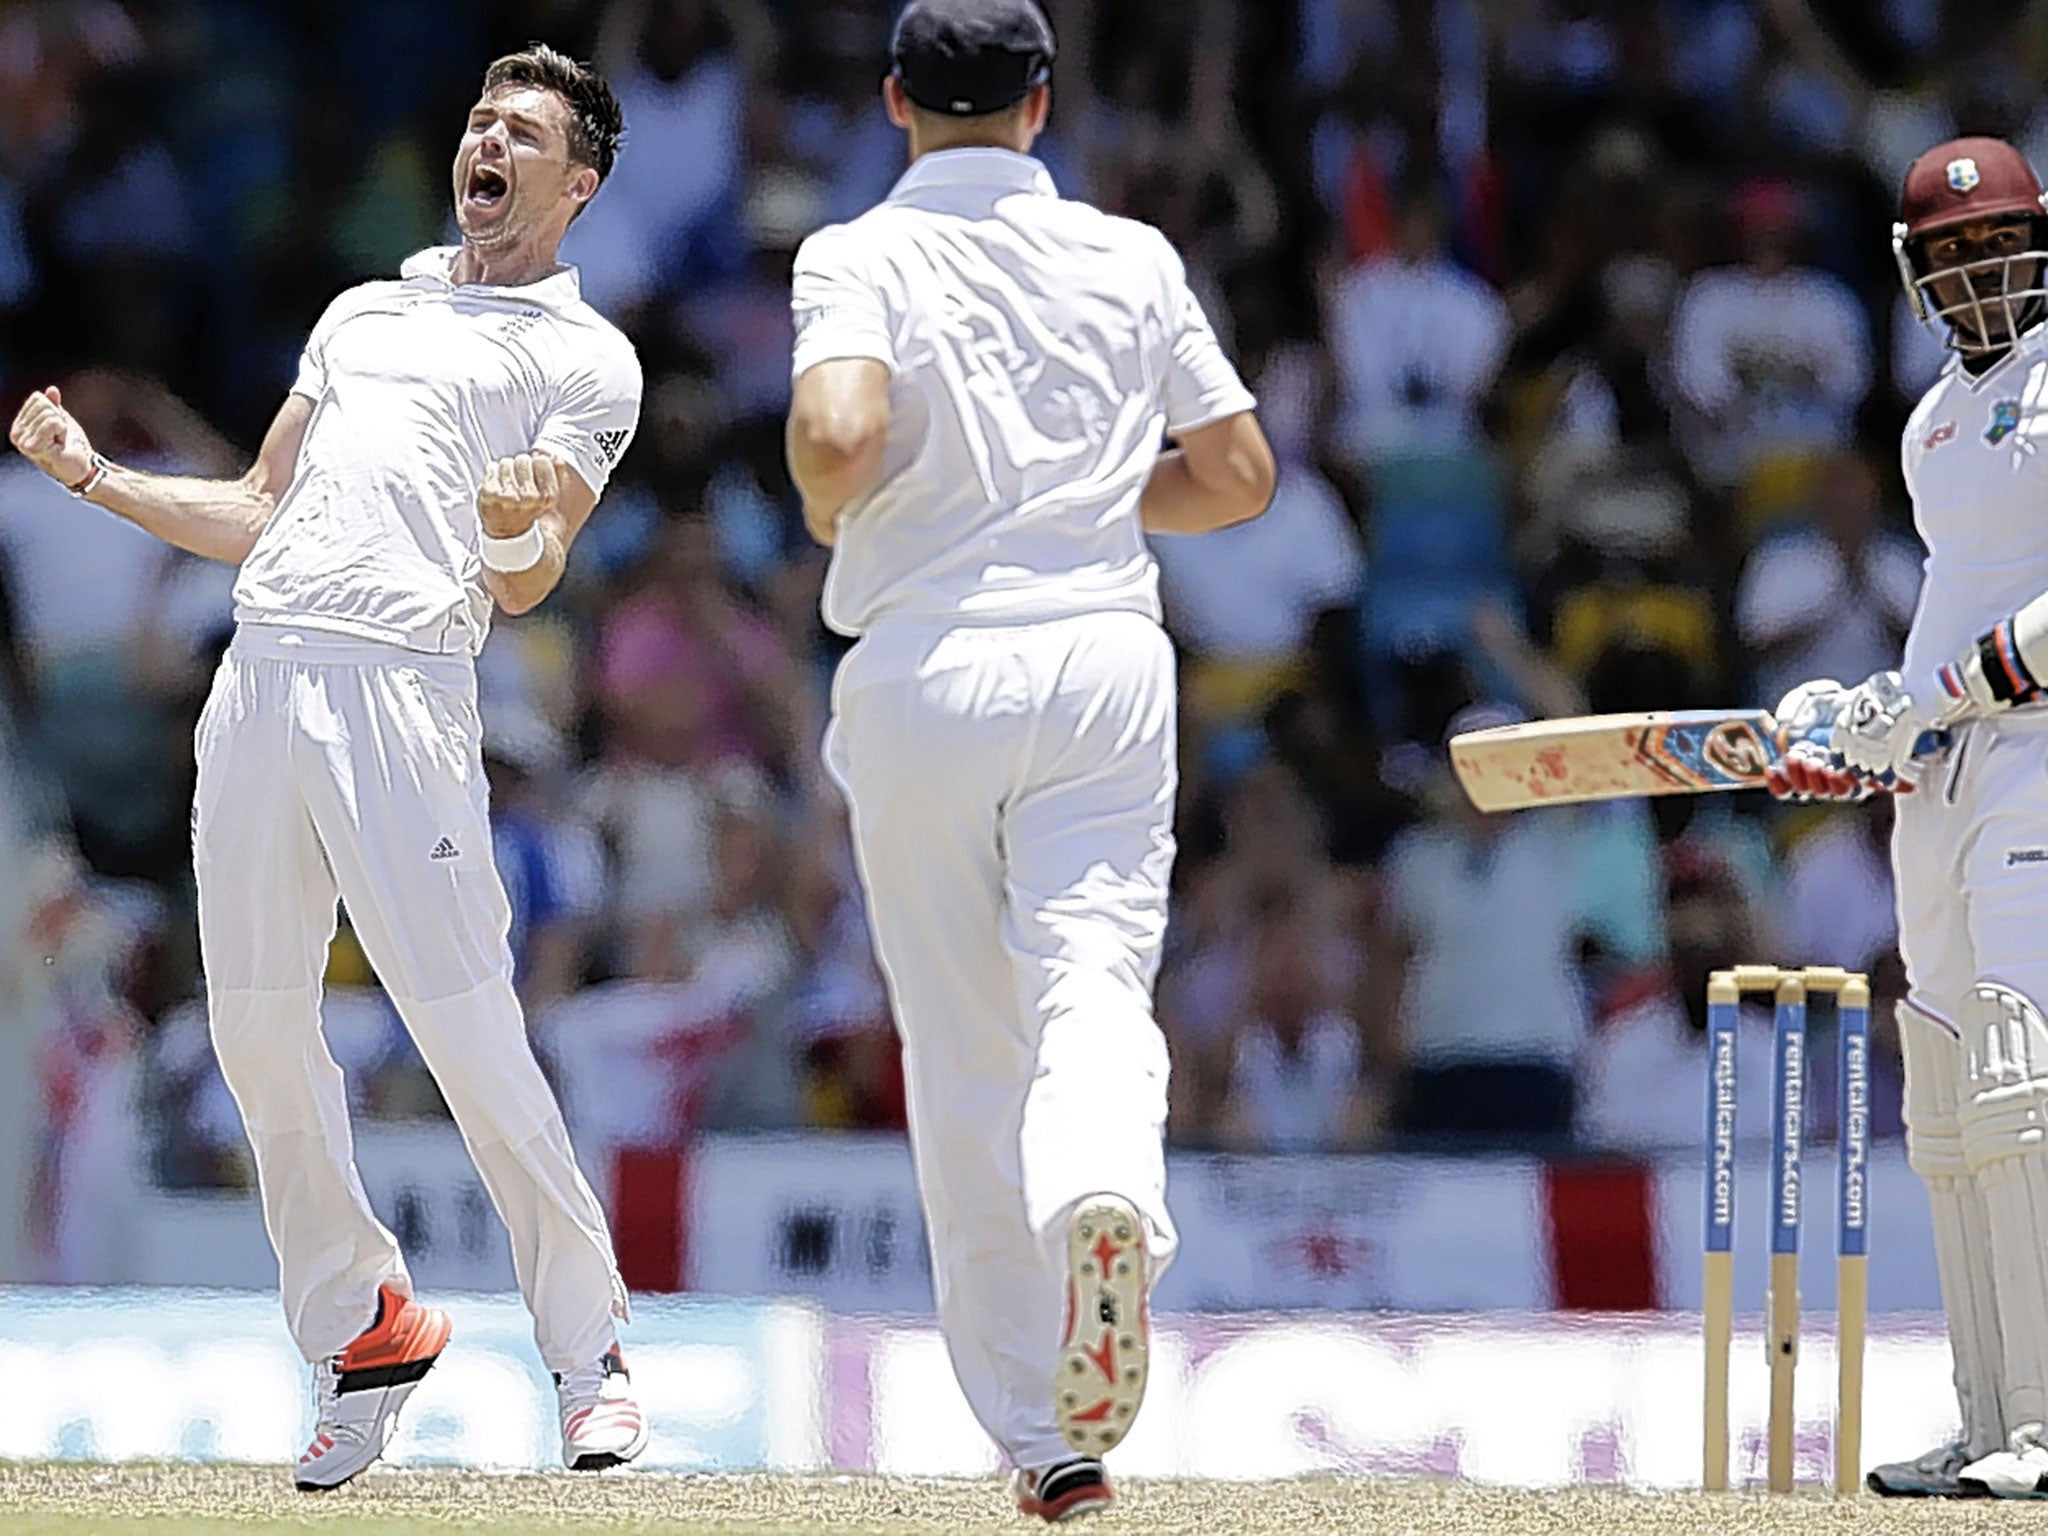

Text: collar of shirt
xmin=399 ymin=245 xmax=584 ymax=309
xmin=886 ymin=147 xmax=1056 ymax=204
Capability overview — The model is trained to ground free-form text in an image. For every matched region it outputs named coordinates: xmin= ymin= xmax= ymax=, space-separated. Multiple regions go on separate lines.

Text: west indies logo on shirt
xmin=1986 ymin=399 xmax=2022 ymax=446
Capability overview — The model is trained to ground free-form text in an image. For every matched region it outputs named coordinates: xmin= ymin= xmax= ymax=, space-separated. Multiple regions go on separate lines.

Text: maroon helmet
xmin=1894 ymin=136 xmax=2048 ymax=352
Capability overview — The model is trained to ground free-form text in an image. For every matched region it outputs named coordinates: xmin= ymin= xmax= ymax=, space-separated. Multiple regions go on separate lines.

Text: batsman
xmin=1770 ymin=136 xmax=2048 ymax=1497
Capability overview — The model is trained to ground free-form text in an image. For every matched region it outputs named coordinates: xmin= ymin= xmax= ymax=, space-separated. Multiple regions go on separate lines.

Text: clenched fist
xmin=477 ymin=451 xmax=561 ymax=538
xmin=9 ymin=387 xmax=95 ymax=487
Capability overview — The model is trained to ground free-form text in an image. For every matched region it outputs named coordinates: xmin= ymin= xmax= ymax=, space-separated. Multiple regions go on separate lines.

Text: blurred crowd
xmin=3 ymin=0 xmax=2003 ymax=1256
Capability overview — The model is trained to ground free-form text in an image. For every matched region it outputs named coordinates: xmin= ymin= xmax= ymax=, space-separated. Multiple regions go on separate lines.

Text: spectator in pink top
xmin=594 ymin=512 xmax=801 ymax=774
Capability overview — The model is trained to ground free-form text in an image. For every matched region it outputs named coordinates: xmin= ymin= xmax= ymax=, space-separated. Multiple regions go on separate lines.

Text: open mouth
xmin=465 ymin=163 xmax=509 ymax=211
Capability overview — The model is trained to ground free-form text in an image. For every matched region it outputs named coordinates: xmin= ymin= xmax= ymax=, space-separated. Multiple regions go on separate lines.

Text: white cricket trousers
xmin=193 ymin=625 xmax=624 ymax=1369
xmin=825 ymin=610 xmax=1181 ymax=1471
xmin=1895 ymin=714 xmax=2048 ymax=1031
xmin=1896 ymin=713 xmax=2048 ymax=1444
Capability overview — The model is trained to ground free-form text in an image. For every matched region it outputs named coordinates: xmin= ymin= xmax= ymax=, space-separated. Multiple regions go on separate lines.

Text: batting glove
xmin=1830 ymin=671 xmax=1935 ymax=791
xmin=1765 ymin=680 xmax=1871 ymax=801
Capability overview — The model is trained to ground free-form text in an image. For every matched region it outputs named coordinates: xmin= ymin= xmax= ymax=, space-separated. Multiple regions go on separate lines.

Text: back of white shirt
xmin=235 ymin=247 xmax=641 ymax=656
xmin=790 ymin=149 xmax=1255 ymax=636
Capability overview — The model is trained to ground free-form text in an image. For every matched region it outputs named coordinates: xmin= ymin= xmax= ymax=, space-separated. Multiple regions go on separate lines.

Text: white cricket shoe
xmin=295 ymin=1283 xmax=451 ymax=1491
xmin=1963 ymin=1429 xmax=2048 ymax=1498
xmin=1055 ymin=1194 xmax=1149 ymax=1456
xmin=1866 ymin=1438 xmax=1986 ymax=1497
xmin=556 ymin=1346 xmax=649 ymax=1470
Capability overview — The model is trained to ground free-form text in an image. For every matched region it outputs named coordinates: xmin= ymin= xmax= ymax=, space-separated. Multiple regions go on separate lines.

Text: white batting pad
xmin=1904 ymin=1000 xmax=2008 ymax=1454
xmin=1958 ymin=982 xmax=2048 ymax=1439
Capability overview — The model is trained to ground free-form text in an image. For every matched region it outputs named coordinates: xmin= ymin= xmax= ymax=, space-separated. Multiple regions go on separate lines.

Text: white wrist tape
xmin=480 ymin=524 xmax=546 ymax=573
xmin=68 ymin=453 xmax=112 ymax=500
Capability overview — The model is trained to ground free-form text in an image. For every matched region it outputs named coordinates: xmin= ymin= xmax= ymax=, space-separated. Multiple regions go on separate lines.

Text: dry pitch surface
xmin=14 ymin=1465 xmax=2048 ymax=1536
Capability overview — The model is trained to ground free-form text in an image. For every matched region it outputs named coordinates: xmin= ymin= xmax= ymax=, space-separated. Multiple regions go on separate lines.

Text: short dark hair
xmin=901 ymin=87 xmax=1037 ymax=152
xmin=482 ymin=43 xmax=624 ymax=183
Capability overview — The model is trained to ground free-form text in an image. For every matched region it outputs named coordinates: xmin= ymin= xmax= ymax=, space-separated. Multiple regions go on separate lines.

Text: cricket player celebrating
xmin=1770 ymin=137 xmax=2048 ymax=1497
xmin=786 ymin=0 xmax=1274 ymax=1519
xmin=8 ymin=45 xmax=646 ymax=1488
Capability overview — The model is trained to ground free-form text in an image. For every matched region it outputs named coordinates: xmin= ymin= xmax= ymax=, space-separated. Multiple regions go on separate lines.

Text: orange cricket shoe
xmin=295 ymin=1283 xmax=452 ymax=1491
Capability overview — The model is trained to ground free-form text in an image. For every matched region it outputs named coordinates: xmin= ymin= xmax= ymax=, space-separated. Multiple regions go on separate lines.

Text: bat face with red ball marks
xmin=1446 ymin=710 xmax=1940 ymax=812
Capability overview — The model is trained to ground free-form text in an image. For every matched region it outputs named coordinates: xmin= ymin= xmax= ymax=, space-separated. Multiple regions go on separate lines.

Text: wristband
xmin=1979 ymin=618 xmax=2044 ymax=705
xmin=1943 ymin=615 xmax=2047 ymax=710
xmin=479 ymin=524 xmax=546 ymax=573
xmin=67 ymin=453 xmax=111 ymax=500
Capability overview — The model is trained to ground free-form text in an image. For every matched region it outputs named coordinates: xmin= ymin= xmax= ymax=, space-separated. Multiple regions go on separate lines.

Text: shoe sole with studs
xmin=1055 ymin=1195 xmax=1148 ymax=1456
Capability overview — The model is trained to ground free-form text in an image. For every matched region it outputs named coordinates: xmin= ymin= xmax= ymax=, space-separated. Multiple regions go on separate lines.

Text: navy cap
xmin=891 ymin=0 xmax=1055 ymax=117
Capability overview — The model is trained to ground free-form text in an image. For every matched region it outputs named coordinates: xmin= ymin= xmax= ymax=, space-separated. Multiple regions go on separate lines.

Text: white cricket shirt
xmin=235 ymin=246 xmax=642 ymax=656
xmin=1900 ymin=323 xmax=2048 ymax=702
xmin=789 ymin=148 xmax=1256 ymax=636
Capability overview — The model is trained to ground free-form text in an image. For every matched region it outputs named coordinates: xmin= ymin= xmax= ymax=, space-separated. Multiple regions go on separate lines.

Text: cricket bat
xmin=1447 ymin=708 xmax=1943 ymax=812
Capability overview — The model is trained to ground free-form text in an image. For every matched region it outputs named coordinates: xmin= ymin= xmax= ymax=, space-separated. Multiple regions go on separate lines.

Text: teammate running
xmin=786 ymin=0 xmax=1275 ymax=1519
xmin=8 ymin=44 xmax=647 ymax=1488
xmin=1770 ymin=136 xmax=2048 ymax=1498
